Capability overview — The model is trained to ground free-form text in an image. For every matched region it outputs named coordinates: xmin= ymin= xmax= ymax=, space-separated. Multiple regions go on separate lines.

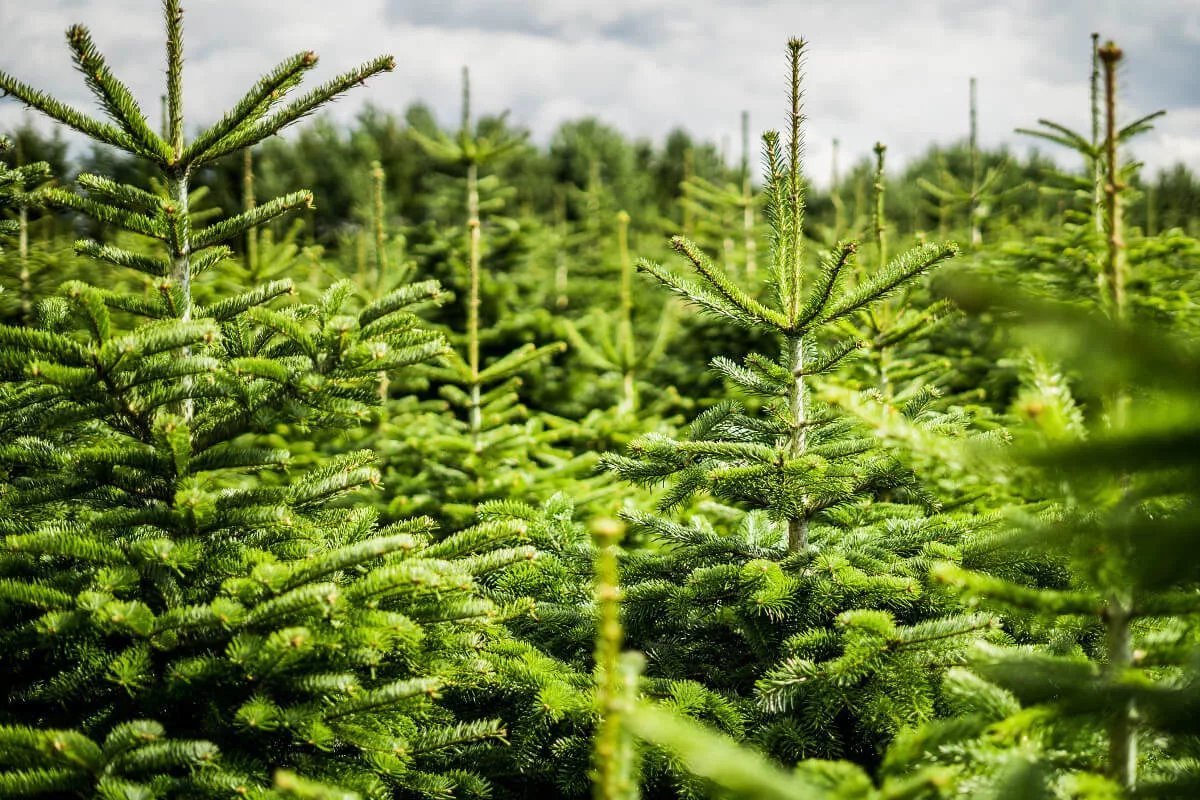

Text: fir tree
xmin=920 ymin=43 xmax=1200 ymax=797
xmin=602 ymin=37 xmax=997 ymax=768
xmin=0 ymin=138 xmax=51 ymax=325
xmin=0 ymin=6 xmax=530 ymax=797
xmin=678 ymin=111 xmax=762 ymax=281
xmin=560 ymin=209 xmax=678 ymax=420
xmin=1005 ymin=33 xmax=1180 ymax=318
xmin=375 ymin=67 xmax=597 ymax=530
xmin=823 ymin=141 xmax=1006 ymax=513
xmin=918 ymin=79 xmax=1024 ymax=248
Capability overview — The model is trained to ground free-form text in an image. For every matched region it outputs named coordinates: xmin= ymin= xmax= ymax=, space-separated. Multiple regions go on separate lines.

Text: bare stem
xmin=1091 ymin=32 xmax=1104 ymax=235
xmin=1104 ymin=593 xmax=1137 ymax=790
xmin=741 ymin=110 xmax=757 ymax=279
xmin=467 ymin=161 xmax=482 ymax=449
xmin=783 ymin=39 xmax=810 ymax=552
xmin=371 ymin=160 xmax=388 ymax=290
xmin=872 ymin=142 xmax=887 ymax=268
xmin=16 ymin=135 xmax=30 ymax=323
xmin=830 ymin=136 xmax=844 ymax=240
xmin=168 ymin=167 xmax=192 ymax=422
xmin=591 ymin=518 xmax=638 ymax=800
xmin=616 ymin=210 xmax=637 ymax=414
xmin=1100 ymin=41 xmax=1126 ymax=321
xmin=787 ymin=334 xmax=810 ymax=553
xmin=242 ymin=148 xmax=257 ymax=277
xmin=968 ymin=77 xmax=981 ymax=247
xmin=554 ymin=187 xmax=569 ymax=308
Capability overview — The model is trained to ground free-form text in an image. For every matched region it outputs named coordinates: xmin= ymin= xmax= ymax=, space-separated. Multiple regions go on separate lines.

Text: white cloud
xmin=0 ymin=0 xmax=1195 ymax=186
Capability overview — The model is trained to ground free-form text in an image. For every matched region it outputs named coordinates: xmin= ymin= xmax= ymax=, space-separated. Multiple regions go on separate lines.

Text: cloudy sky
xmin=1 ymin=0 xmax=1197 ymax=184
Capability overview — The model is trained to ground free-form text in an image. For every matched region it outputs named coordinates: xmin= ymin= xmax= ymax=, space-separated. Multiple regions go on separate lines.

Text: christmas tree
xmin=0 ymin=5 xmax=533 ymax=796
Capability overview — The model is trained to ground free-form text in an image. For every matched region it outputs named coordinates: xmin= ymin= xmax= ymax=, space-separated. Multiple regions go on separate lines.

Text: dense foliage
xmin=0 ymin=6 xmax=1198 ymax=800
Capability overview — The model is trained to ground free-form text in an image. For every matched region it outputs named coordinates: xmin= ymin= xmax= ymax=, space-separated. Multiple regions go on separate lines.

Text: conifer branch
xmin=636 ymin=260 xmax=753 ymax=327
xmin=33 ymin=186 xmax=160 ymax=239
xmin=794 ymin=241 xmax=856 ymax=330
xmin=0 ymin=72 xmax=138 ymax=153
xmin=670 ymin=236 xmax=787 ymax=329
xmin=190 ymin=190 xmax=313 ymax=250
xmin=66 ymin=25 xmax=170 ymax=162
xmin=74 ymin=241 xmax=169 ymax=277
xmin=197 ymin=55 xmax=396 ymax=164
xmin=818 ymin=242 xmax=958 ymax=325
xmin=182 ymin=51 xmax=317 ymax=165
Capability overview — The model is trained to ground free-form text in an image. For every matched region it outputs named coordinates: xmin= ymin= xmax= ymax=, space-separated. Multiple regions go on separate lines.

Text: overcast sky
xmin=1 ymin=0 xmax=1197 ymax=185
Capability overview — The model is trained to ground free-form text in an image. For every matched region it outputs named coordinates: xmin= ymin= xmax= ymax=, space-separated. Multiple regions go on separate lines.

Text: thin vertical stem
xmin=786 ymin=334 xmax=809 ymax=553
xmin=167 ymin=168 xmax=192 ymax=422
xmin=467 ymin=167 xmax=482 ymax=446
xmin=1099 ymin=41 xmax=1135 ymax=790
xmin=783 ymin=39 xmax=810 ymax=553
xmin=460 ymin=65 xmax=471 ymax=142
xmin=681 ymin=148 xmax=694 ymax=237
xmin=741 ymin=110 xmax=757 ymax=279
xmin=554 ymin=187 xmax=569 ymax=309
xmin=371 ymin=160 xmax=388 ymax=289
xmin=15 ymin=136 xmax=31 ymax=324
xmin=968 ymin=77 xmax=981 ymax=247
xmin=1100 ymin=42 xmax=1126 ymax=322
xmin=592 ymin=518 xmax=639 ymax=800
xmin=370 ymin=160 xmax=391 ymax=405
xmin=871 ymin=143 xmax=892 ymax=402
xmin=784 ymin=38 xmax=806 ymax=323
xmin=616 ymin=210 xmax=637 ymax=414
xmin=872 ymin=142 xmax=887 ymax=268
xmin=242 ymin=148 xmax=257 ymax=277
xmin=463 ymin=63 xmax=483 ymax=449
xmin=1145 ymin=180 xmax=1157 ymax=237
xmin=17 ymin=202 xmax=29 ymax=322
xmin=1104 ymin=594 xmax=1137 ymax=790
xmin=1091 ymin=32 xmax=1104 ymax=235
xmin=830 ymin=136 xmax=844 ymax=240
xmin=164 ymin=0 xmax=184 ymax=160
xmin=587 ymin=158 xmax=601 ymax=232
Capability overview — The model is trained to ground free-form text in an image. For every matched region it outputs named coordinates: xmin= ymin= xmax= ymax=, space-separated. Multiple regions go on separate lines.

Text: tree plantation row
xmin=1 ymin=5 xmax=1199 ymax=800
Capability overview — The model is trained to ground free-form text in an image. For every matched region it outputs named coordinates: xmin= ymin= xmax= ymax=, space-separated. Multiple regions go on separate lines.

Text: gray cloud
xmin=0 ymin=0 xmax=1195 ymax=186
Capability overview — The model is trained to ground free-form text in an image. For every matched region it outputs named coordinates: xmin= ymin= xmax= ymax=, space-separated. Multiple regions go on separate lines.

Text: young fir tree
xmin=823 ymin=142 xmax=1006 ymax=512
xmin=678 ymin=111 xmax=762 ymax=281
xmin=0 ymin=6 xmax=532 ymax=797
xmin=0 ymin=138 xmax=52 ymax=325
xmin=917 ymin=78 xmax=1023 ymax=248
xmin=592 ymin=519 xmax=958 ymax=800
xmin=560 ymin=209 xmax=678 ymax=420
xmin=374 ymin=67 xmax=596 ymax=530
xmin=918 ymin=43 xmax=1200 ymax=797
xmin=601 ymin=38 xmax=999 ymax=768
xmin=920 ymin=283 xmax=1200 ymax=799
xmin=1003 ymin=34 xmax=1200 ymax=329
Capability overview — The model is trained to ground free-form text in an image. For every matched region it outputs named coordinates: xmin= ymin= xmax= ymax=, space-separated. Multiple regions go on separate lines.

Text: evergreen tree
xmin=0 ymin=6 xmax=531 ymax=796
xmin=678 ymin=111 xmax=762 ymax=281
xmin=917 ymin=44 xmax=1200 ymax=797
xmin=917 ymin=78 xmax=1025 ymax=247
xmin=602 ymin=37 xmax=996 ymax=768
xmin=561 ymin=210 xmax=679 ymax=421
xmin=0 ymin=137 xmax=51 ymax=323
xmin=373 ymin=67 xmax=594 ymax=530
